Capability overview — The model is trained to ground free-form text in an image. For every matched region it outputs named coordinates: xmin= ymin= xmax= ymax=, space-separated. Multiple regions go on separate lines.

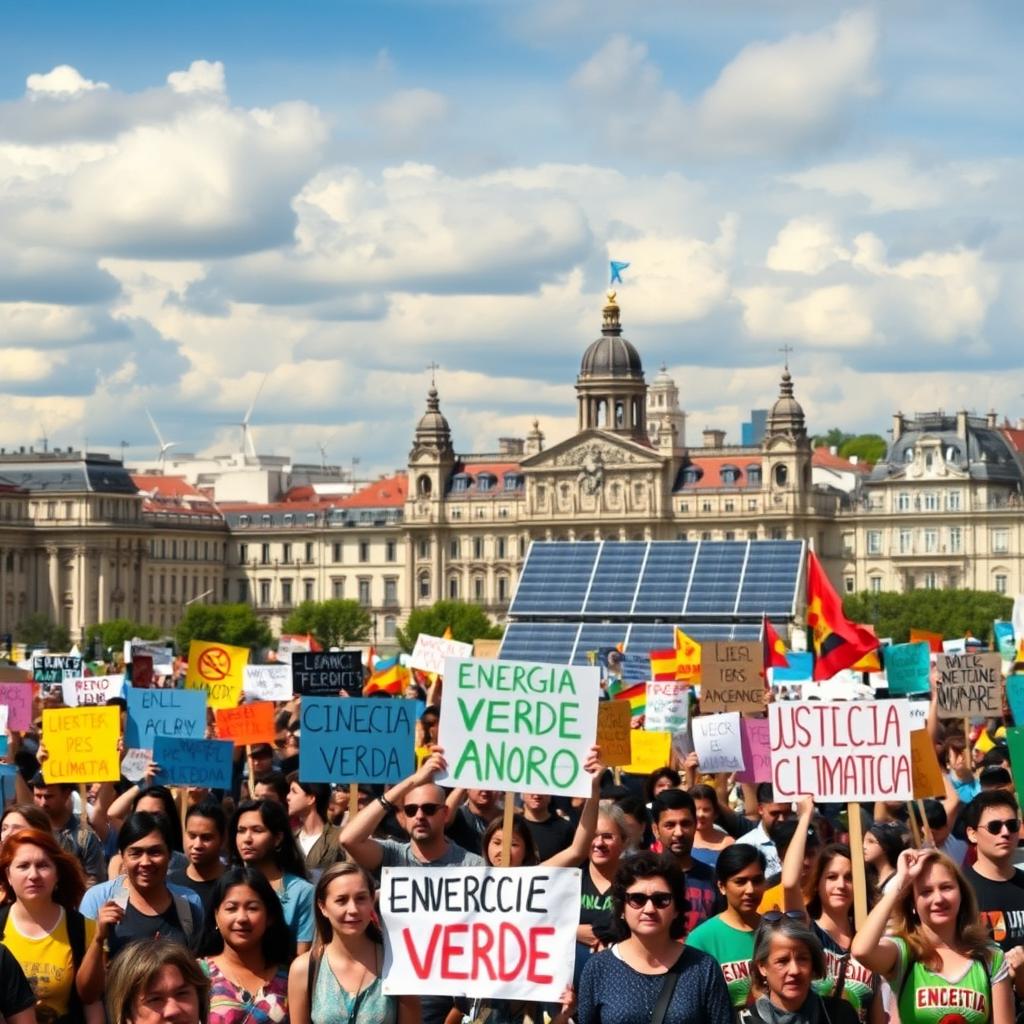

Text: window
xmin=261 ymin=513 xmax=272 ymax=526
xmin=949 ymin=527 xmax=962 ymax=553
xmin=237 ymin=580 xmax=249 ymax=603
xmin=332 ymin=578 xmax=345 ymax=599
xmin=282 ymin=543 xmax=292 ymax=563
xmin=869 ymin=577 xmax=883 ymax=593
xmin=450 ymin=538 xmax=460 ymax=559
xmin=477 ymin=474 xmax=495 ymax=493
xmin=844 ymin=576 xmax=855 ymax=593
xmin=281 ymin=579 xmax=293 ymax=607
xmin=904 ymin=448 xmax=914 ymax=464
xmin=171 ymin=540 xmax=177 ymax=559
xmin=724 ymin=500 xmax=735 ymax=512
xmin=473 ymin=538 xmax=483 ymax=559
xmin=724 ymin=531 xmax=736 ymax=541
xmin=747 ymin=465 xmax=762 ymax=486
xmin=305 ymin=542 xmax=314 ymax=563
xmin=239 ymin=543 xmax=248 ymax=564
xmin=260 ymin=544 xmax=270 ymax=565
xmin=384 ymin=578 xmax=398 ymax=605
xmin=996 ymin=574 xmax=1009 ymax=595
xmin=418 ymin=539 xmax=431 ymax=558
xmin=259 ymin=580 xmax=271 ymax=606
xmin=386 ymin=540 xmax=397 ymax=562
xmin=747 ymin=499 xmax=758 ymax=511
xmin=682 ymin=468 xmax=702 ymax=485
xmin=773 ymin=464 xmax=788 ymax=487
xmin=304 ymin=579 xmax=314 ymax=601
xmin=701 ymin=531 xmax=712 ymax=540
xmin=922 ymin=572 xmax=938 ymax=590
xmin=383 ymin=616 xmax=397 ymax=640
xmin=452 ymin=474 xmax=471 ymax=492
xmin=417 ymin=475 xmax=432 ymax=496
xmin=159 ymin=576 xmax=166 ymax=602
xmin=306 ymin=513 xmax=316 ymax=526
xmin=867 ymin=531 xmax=882 ymax=555
xmin=842 ymin=532 xmax=855 ymax=556
xmin=992 ymin=529 xmax=1009 ymax=554
xmin=64 ymin=501 xmax=73 ymax=519
xmin=701 ymin=500 xmax=712 ymax=513
xmin=497 ymin=576 xmax=508 ymax=603
xmin=46 ymin=501 xmax=56 ymax=519
xmin=358 ymin=579 xmax=371 ymax=605
xmin=333 ymin=543 xmax=343 ymax=562
xmin=898 ymin=529 xmax=912 ymax=554
xmin=948 ymin=491 xmax=961 ymax=511
xmin=496 ymin=537 xmax=507 ymax=559
xmin=418 ymin=573 xmax=430 ymax=599
xmin=448 ymin=576 xmax=460 ymax=599
xmin=923 ymin=492 xmax=938 ymax=511
xmin=721 ymin=465 xmax=740 ymax=485
xmin=283 ymin=513 xmax=294 ymax=526
xmin=679 ymin=502 xmax=690 ymax=513
xmin=451 ymin=509 xmax=462 ymax=519
xmin=504 ymin=473 xmax=522 ymax=491
xmin=359 ymin=541 xmax=370 ymax=562
xmin=924 ymin=529 xmax=938 ymax=553
xmin=897 ymin=492 xmax=910 ymax=512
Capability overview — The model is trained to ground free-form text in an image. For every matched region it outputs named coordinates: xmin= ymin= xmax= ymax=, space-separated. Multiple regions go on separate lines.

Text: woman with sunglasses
xmin=685 ymin=844 xmax=768 ymax=1009
xmin=578 ymin=851 xmax=732 ymax=1024
xmin=851 ymin=847 xmax=1013 ymax=1024
xmin=780 ymin=797 xmax=881 ymax=1023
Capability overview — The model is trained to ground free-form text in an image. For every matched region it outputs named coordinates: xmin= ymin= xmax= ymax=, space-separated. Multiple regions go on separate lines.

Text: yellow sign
xmin=910 ymin=729 xmax=945 ymax=799
xmin=675 ymin=628 xmax=702 ymax=684
xmin=623 ymin=730 xmax=671 ymax=775
xmin=185 ymin=640 xmax=249 ymax=709
xmin=42 ymin=706 xmax=120 ymax=783
xmin=597 ymin=701 xmax=633 ymax=767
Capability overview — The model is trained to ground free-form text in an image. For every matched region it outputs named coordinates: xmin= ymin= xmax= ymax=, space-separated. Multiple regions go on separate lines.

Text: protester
xmin=288 ymin=861 xmax=419 ymax=1024
xmin=252 ymin=774 xmax=288 ymax=806
xmin=197 ymin=867 xmax=293 ymax=1024
xmin=578 ymin=802 xmax=634 ymax=951
xmin=851 ymin=847 xmax=1013 ymax=1024
xmin=0 ymin=943 xmax=36 ymax=1024
xmin=944 ymin=734 xmax=982 ymax=804
xmin=106 ymin=941 xmax=209 ymax=1024
xmin=286 ymin=778 xmax=344 ymax=874
xmin=862 ymin=821 xmax=908 ymax=895
xmin=758 ymin=817 xmax=820 ymax=914
xmin=520 ymin=791 xmax=576 ymax=862
xmin=577 ymin=851 xmax=733 ymax=1024
xmin=0 ymin=803 xmax=54 ymax=842
xmin=444 ymin=788 xmax=503 ymax=855
xmin=734 ymin=784 xmax=792 ymax=878
xmin=169 ymin=803 xmax=228 ymax=913
xmin=649 ymin=789 xmax=716 ymax=932
xmin=106 ymin=784 xmax=188 ymax=878
xmin=31 ymin=776 xmax=106 ymax=887
xmin=688 ymin=783 xmax=736 ymax=869
xmin=644 ymin=768 xmax=681 ymax=803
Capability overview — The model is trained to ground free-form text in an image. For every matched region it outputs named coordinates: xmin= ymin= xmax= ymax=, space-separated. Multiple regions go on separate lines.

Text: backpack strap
xmin=649 ymin=951 xmax=685 ymax=1024
xmin=170 ymin=891 xmax=195 ymax=943
xmin=66 ymin=908 xmax=86 ymax=969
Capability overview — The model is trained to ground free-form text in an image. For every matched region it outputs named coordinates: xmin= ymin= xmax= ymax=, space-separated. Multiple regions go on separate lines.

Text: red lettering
xmin=498 ymin=922 xmax=527 ymax=980
xmin=471 ymin=922 xmax=497 ymax=980
xmin=403 ymin=925 xmax=441 ymax=979
xmin=526 ymin=926 xmax=555 ymax=983
xmin=440 ymin=923 xmax=469 ymax=980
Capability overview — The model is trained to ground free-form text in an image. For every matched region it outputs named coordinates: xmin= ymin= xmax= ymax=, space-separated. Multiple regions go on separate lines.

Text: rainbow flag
xmin=608 ymin=677 xmax=646 ymax=717
xmin=364 ymin=655 xmax=408 ymax=696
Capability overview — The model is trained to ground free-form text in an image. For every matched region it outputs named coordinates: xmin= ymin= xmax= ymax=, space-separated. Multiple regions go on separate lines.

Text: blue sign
xmin=153 ymin=736 xmax=234 ymax=790
xmin=126 ymin=686 xmax=207 ymax=749
xmin=884 ymin=642 xmax=931 ymax=696
xmin=1008 ymin=675 xmax=1024 ymax=728
xmin=772 ymin=652 xmax=813 ymax=682
xmin=0 ymin=764 xmax=18 ymax=804
xmin=995 ymin=621 xmax=1017 ymax=661
xmin=299 ymin=697 xmax=419 ymax=784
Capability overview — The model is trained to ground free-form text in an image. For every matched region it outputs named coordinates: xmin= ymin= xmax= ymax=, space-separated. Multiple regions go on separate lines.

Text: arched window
xmin=417 ymin=474 xmax=432 ymax=496
xmin=774 ymin=464 xmax=788 ymax=487
xmin=720 ymin=465 xmax=741 ymax=485
xmin=476 ymin=473 xmax=496 ymax=492
xmin=747 ymin=465 xmax=762 ymax=485
xmin=448 ymin=576 xmax=460 ymax=599
xmin=418 ymin=572 xmax=430 ymax=599
xmin=503 ymin=472 xmax=522 ymax=490
xmin=452 ymin=473 xmax=471 ymax=492
xmin=904 ymin=447 xmax=914 ymax=464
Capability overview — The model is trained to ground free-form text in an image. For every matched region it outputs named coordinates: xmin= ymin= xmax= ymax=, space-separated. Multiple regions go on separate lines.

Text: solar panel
xmin=499 ymin=622 xmax=579 ymax=664
xmin=684 ymin=542 xmax=748 ymax=616
xmin=508 ymin=542 xmax=600 ymax=616
xmin=735 ymin=540 xmax=804 ymax=616
xmin=632 ymin=542 xmax=696 ymax=614
xmin=571 ymin=623 xmax=631 ymax=669
xmin=583 ymin=543 xmax=647 ymax=615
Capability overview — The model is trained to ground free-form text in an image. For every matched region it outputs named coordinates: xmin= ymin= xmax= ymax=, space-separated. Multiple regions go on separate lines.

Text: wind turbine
xmin=317 ymin=429 xmax=339 ymax=472
xmin=145 ymin=408 xmax=178 ymax=468
xmin=231 ymin=374 xmax=268 ymax=463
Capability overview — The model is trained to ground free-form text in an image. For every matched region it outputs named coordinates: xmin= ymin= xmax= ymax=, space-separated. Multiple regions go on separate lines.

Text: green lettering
xmin=458 ymin=662 xmax=475 ymax=689
xmin=457 ymin=697 xmax=487 ymax=732
xmin=558 ymin=703 xmax=581 ymax=740
xmin=557 ymin=669 xmax=578 ymax=694
xmin=485 ymin=700 xmax=511 ymax=733
xmin=454 ymin=738 xmax=484 ymax=778
xmin=511 ymin=665 xmax=527 ymax=692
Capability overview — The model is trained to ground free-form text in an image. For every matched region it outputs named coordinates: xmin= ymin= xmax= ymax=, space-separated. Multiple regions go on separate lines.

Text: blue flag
xmin=610 ymin=260 xmax=630 ymax=285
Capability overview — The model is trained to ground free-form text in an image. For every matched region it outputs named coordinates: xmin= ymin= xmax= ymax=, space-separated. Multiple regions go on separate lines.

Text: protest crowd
xmin=3 ymin=558 xmax=1024 ymax=1024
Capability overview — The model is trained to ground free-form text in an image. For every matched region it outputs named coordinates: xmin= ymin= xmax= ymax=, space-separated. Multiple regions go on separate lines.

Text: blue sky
xmin=1 ymin=2 xmax=1022 ymax=471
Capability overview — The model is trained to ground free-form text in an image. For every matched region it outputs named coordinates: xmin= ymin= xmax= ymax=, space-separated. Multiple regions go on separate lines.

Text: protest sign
xmin=33 ymin=655 xmax=82 ymax=685
xmin=437 ymin=657 xmax=599 ymax=798
xmin=1007 ymin=726 xmax=1024 ymax=810
xmin=216 ymin=702 xmax=275 ymax=746
xmin=131 ymin=655 xmax=154 ymax=688
xmin=380 ymin=866 xmax=580 ymax=1001
xmin=909 ymin=629 xmax=944 ymax=654
xmin=772 ymin=652 xmax=814 ymax=684
xmin=185 ymin=640 xmax=248 ymax=709
xmin=645 ymin=681 xmax=689 ymax=733
xmin=473 ymin=638 xmax=501 ymax=659
xmin=125 ymin=687 xmax=207 ymax=749
xmin=622 ymin=730 xmax=671 ymax=775
xmin=411 ymin=633 xmax=473 ymax=675
xmin=908 ymin=701 xmax=928 ymax=731
xmin=936 ymin=652 xmax=1002 ymax=717
xmin=884 ymin=642 xmax=931 ymax=696
xmin=910 ymin=729 xmax=945 ymax=799
xmin=61 ymin=674 xmax=124 ymax=707
xmin=995 ymin=621 xmax=1017 ymax=662
xmin=299 ymin=697 xmax=418 ymax=784
xmin=700 ymin=642 xmax=764 ymax=713
xmin=0 ymin=764 xmax=18 ymax=804
xmin=769 ymin=700 xmax=913 ymax=801
xmin=153 ymin=736 xmax=234 ymax=790
xmin=692 ymin=712 xmax=745 ymax=773
xmin=736 ymin=717 xmax=772 ymax=783
xmin=123 ymin=642 xmax=174 ymax=675
xmin=942 ymin=638 xmax=967 ymax=655
xmin=596 ymin=701 xmax=632 ymax=767
xmin=1008 ymin=675 xmax=1024 ymax=727
xmin=0 ymin=682 xmax=33 ymax=731
xmin=42 ymin=706 xmax=120 ymax=783
xmin=120 ymin=748 xmax=151 ymax=783
xmin=276 ymin=634 xmax=314 ymax=665
xmin=291 ymin=650 xmax=363 ymax=696
xmin=243 ymin=664 xmax=293 ymax=702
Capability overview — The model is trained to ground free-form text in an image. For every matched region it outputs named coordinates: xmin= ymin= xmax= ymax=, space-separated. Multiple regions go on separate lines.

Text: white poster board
xmin=120 ymin=748 xmax=152 ymax=782
xmin=410 ymin=633 xmax=473 ymax=675
xmin=381 ymin=866 xmax=580 ymax=1001
xmin=645 ymin=681 xmax=689 ymax=733
xmin=61 ymin=674 xmax=125 ymax=707
xmin=243 ymin=664 xmax=293 ymax=702
xmin=692 ymin=712 xmax=745 ymax=773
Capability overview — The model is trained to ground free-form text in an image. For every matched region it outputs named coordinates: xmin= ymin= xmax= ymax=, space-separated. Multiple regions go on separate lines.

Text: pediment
xmin=521 ymin=429 xmax=666 ymax=472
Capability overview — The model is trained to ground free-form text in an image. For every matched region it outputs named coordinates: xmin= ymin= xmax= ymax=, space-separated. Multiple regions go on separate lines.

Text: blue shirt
xmin=949 ymin=771 xmax=981 ymax=803
xmin=275 ymin=872 xmax=315 ymax=944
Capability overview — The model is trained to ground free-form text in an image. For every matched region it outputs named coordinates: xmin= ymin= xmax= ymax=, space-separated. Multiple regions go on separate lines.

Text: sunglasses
xmin=761 ymin=910 xmax=807 ymax=924
xmin=981 ymin=818 xmax=1021 ymax=835
xmin=403 ymin=803 xmax=442 ymax=818
xmin=624 ymin=891 xmax=674 ymax=910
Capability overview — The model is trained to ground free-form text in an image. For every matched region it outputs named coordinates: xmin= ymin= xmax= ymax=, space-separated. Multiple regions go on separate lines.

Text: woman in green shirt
xmin=685 ymin=844 xmax=767 ymax=1009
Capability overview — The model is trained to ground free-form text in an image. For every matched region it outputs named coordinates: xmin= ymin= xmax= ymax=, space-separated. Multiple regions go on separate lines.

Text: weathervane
xmin=778 ymin=344 xmax=794 ymax=371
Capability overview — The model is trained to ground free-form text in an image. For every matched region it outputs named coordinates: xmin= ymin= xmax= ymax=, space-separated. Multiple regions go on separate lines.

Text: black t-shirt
xmin=168 ymin=868 xmax=221 ymax=915
xmin=964 ymin=864 xmax=1024 ymax=951
xmin=523 ymin=813 xmax=575 ymax=862
xmin=0 ymin=944 xmax=36 ymax=1018
xmin=108 ymin=897 xmax=191 ymax=958
xmin=579 ymin=865 xmax=615 ymax=944
xmin=445 ymin=806 xmax=492 ymax=855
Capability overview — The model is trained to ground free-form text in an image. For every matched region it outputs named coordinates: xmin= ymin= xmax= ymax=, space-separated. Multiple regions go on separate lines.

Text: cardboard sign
xmin=0 ymin=682 xmax=34 ymax=731
xmin=937 ymin=652 xmax=1002 ymax=717
xmin=380 ymin=866 xmax=580 ymax=1001
xmin=884 ymin=642 xmax=931 ymax=696
xmin=645 ymin=681 xmax=689 ymax=733
xmin=41 ymin=706 xmax=120 ymax=783
xmin=622 ymin=730 xmax=671 ymax=775
xmin=736 ymin=717 xmax=772 ymax=783
xmin=0 ymin=763 xmax=19 ymax=804
xmin=700 ymin=642 xmax=764 ymax=713
xmin=243 ymin=664 xmax=293 ymax=702
xmin=33 ymin=655 xmax=82 ymax=685
xmin=692 ymin=712 xmax=745 ymax=773
xmin=125 ymin=687 xmax=207 ymax=749
xmin=910 ymin=729 xmax=945 ymax=799
xmin=215 ymin=702 xmax=276 ymax=746
xmin=61 ymin=674 xmax=125 ymax=708
xmin=1008 ymin=674 xmax=1024 ymax=727
xmin=131 ymin=655 xmax=154 ymax=688
xmin=299 ymin=697 xmax=419 ymax=784
xmin=597 ymin=701 xmax=633 ymax=767
xmin=185 ymin=640 xmax=249 ymax=709
xmin=153 ymin=736 xmax=234 ymax=789
xmin=120 ymin=748 xmax=151 ymax=783
xmin=437 ymin=657 xmax=600 ymax=799
xmin=291 ymin=650 xmax=363 ymax=696
xmin=909 ymin=629 xmax=944 ymax=654
xmin=473 ymin=638 xmax=501 ymax=659
xmin=410 ymin=633 xmax=473 ymax=676
xmin=769 ymin=700 xmax=913 ymax=801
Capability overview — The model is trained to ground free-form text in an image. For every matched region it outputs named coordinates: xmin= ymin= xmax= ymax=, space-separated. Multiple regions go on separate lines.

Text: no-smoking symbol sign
xmin=197 ymin=646 xmax=232 ymax=682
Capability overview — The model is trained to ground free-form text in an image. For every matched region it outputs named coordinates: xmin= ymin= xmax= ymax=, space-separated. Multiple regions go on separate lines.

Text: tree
xmin=175 ymin=603 xmax=273 ymax=654
xmin=16 ymin=613 xmax=71 ymax=651
xmin=839 ymin=434 xmax=887 ymax=464
xmin=843 ymin=589 xmax=1012 ymax=645
xmin=84 ymin=619 xmax=162 ymax=654
xmin=812 ymin=427 xmax=854 ymax=449
xmin=395 ymin=600 xmax=503 ymax=652
xmin=281 ymin=600 xmax=372 ymax=649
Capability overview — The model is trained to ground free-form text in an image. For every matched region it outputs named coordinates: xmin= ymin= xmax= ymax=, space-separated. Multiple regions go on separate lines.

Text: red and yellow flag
xmin=909 ymin=628 xmax=944 ymax=654
xmin=807 ymin=550 xmax=879 ymax=681
xmin=674 ymin=627 xmax=701 ymax=684
xmin=763 ymin=617 xmax=790 ymax=670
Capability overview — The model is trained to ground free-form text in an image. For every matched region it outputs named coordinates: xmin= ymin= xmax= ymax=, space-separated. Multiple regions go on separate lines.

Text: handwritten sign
xmin=380 ymin=866 xmax=580 ymax=1001
xmin=473 ymin=639 xmax=501 ymax=659
xmin=692 ymin=712 xmax=745 ymax=773
xmin=153 ymin=736 xmax=234 ymax=790
xmin=125 ymin=642 xmax=174 ymax=675
xmin=910 ymin=729 xmax=945 ymax=799
xmin=884 ymin=642 xmax=931 ymax=696
xmin=410 ymin=633 xmax=473 ymax=676
xmin=121 ymin=748 xmax=151 ymax=783
xmin=185 ymin=640 xmax=249 ymax=709
xmin=0 ymin=682 xmax=34 ymax=731
xmin=299 ymin=697 xmax=418 ymax=784
xmin=736 ymin=717 xmax=772 ymax=783
xmin=701 ymin=642 xmax=763 ymax=713
xmin=291 ymin=650 xmax=363 ymax=696
xmin=645 ymin=681 xmax=689 ymax=733
xmin=42 ymin=706 xmax=120 ymax=783
xmin=769 ymin=700 xmax=913 ymax=801
xmin=215 ymin=702 xmax=275 ymax=746
xmin=125 ymin=687 xmax=207 ymax=749
xmin=597 ymin=701 xmax=632 ymax=767
xmin=937 ymin=652 xmax=1002 ymax=717
xmin=623 ymin=730 xmax=671 ymax=775
xmin=33 ymin=655 xmax=82 ymax=685
xmin=243 ymin=664 xmax=293 ymax=702
xmin=61 ymin=674 xmax=125 ymax=707
xmin=437 ymin=657 xmax=599 ymax=799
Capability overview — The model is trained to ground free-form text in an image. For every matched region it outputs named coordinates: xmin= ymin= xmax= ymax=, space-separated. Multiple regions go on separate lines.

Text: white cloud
xmin=766 ymin=217 xmax=850 ymax=274
xmin=374 ymin=88 xmax=450 ymax=138
xmin=737 ymin=283 xmax=875 ymax=347
xmin=0 ymin=347 xmax=65 ymax=381
xmin=26 ymin=65 xmax=109 ymax=97
xmin=167 ymin=60 xmax=226 ymax=95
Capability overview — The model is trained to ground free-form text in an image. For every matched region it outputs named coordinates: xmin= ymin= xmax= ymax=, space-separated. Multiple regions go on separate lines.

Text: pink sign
xmin=735 ymin=717 xmax=771 ymax=783
xmin=0 ymin=683 xmax=34 ymax=731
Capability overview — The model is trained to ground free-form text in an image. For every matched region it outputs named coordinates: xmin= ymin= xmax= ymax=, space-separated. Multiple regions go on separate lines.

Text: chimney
xmin=987 ymin=409 xmax=998 ymax=429
xmin=956 ymin=409 xmax=968 ymax=440
xmin=892 ymin=413 xmax=904 ymax=443
xmin=498 ymin=437 xmax=525 ymax=456
xmin=702 ymin=428 xmax=726 ymax=449
xmin=829 ymin=445 xmax=838 ymax=456
xmin=849 ymin=455 xmax=859 ymax=465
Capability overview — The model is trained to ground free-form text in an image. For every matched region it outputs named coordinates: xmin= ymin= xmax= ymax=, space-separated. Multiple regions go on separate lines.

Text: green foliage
xmin=84 ymin=619 xmax=162 ymax=654
xmin=812 ymin=427 xmax=853 ymax=449
xmin=838 ymin=434 xmax=887 ymax=464
xmin=16 ymin=612 xmax=71 ymax=651
xmin=281 ymin=599 xmax=372 ymax=649
xmin=395 ymin=600 xmax=503 ymax=653
xmin=175 ymin=603 xmax=273 ymax=654
xmin=843 ymin=589 xmax=1012 ymax=644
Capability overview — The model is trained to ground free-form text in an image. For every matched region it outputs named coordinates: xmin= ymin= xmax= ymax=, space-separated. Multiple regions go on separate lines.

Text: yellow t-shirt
xmin=1 ymin=909 xmax=96 ymax=1014
xmin=758 ymin=882 xmax=784 ymax=914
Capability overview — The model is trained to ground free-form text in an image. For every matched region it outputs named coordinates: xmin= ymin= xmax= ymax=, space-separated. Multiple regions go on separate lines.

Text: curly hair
xmin=609 ymin=850 xmax=689 ymax=941
xmin=0 ymin=827 xmax=87 ymax=911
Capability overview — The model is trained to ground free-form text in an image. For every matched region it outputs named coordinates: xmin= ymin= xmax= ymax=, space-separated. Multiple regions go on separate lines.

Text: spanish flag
xmin=674 ymin=627 xmax=701 ymax=685
xmin=649 ymin=648 xmax=678 ymax=681
xmin=364 ymin=654 xmax=408 ymax=695
xmin=806 ymin=550 xmax=879 ymax=681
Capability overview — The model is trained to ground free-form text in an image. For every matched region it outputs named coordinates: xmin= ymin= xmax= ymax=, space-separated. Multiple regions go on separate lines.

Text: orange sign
xmin=215 ymin=702 xmax=275 ymax=747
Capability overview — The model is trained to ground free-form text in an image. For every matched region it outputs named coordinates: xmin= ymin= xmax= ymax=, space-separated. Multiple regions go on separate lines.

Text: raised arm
xmin=782 ymin=794 xmax=814 ymax=912
xmin=545 ymin=746 xmax=603 ymax=868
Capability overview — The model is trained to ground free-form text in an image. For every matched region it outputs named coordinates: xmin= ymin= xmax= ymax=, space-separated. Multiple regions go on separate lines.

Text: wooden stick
xmin=500 ymin=796 xmax=515 ymax=867
xmin=180 ymin=786 xmax=188 ymax=837
xmin=917 ymin=798 xmax=935 ymax=846
xmin=613 ymin=767 xmax=621 ymax=786
xmin=349 ymin=783 xmax=359 ymax=819
xmin=906 ymin=803 xmax=922 ymax=848
xmin=846 ymin=801 xmax=868 ymax=929
xmin=246 ymin=745 xmax=256 ymax=799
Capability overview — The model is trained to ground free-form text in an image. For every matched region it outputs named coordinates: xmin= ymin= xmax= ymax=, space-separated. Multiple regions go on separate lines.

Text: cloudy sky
xmin=2 ymin=1 xmax=1021 ymax=473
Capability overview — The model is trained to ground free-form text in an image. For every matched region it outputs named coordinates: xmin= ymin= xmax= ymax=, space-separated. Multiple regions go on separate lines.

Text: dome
xmin=416 ymin=387 xmax=450 ymax=434
xmin=578 ymin=291 xmax=643 ymax=378
xmin=766 ymin=370 xmax=806 ymax=436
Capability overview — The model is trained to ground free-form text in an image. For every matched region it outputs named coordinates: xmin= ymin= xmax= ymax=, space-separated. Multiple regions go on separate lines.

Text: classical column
xmin=72 ymin=546 xmax=87 ymax=639
xmin=97 ymin=549 xmax=109 ymax=623
xmin=46 ymin=545 xmax=60 ymax=622
xmin=139 ymin=544 xmax=151 ymax=623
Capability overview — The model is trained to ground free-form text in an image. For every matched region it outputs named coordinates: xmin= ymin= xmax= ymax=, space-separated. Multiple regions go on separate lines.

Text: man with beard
xmin=651 ymin=788 xmax=716 ymax=933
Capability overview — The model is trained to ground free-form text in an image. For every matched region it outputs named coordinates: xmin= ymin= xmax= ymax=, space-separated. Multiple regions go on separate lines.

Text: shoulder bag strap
xmin=650 ymin=952 xmax=685 ymax=1024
